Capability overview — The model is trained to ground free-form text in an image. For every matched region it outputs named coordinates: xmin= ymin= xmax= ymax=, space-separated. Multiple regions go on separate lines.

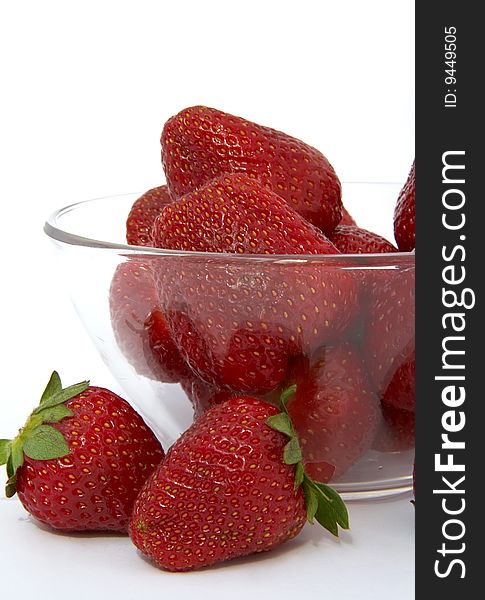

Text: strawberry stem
xmin=0 ymin=372 xmax=89 ymax=497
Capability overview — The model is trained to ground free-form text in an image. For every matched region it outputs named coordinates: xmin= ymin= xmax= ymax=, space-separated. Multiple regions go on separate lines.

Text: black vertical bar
xmin=416 ymin=2 xmax=481 ymax=597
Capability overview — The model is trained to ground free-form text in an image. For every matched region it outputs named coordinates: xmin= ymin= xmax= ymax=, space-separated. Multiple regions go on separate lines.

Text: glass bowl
xmin=44 ymin=183 xmax=415 ymax=500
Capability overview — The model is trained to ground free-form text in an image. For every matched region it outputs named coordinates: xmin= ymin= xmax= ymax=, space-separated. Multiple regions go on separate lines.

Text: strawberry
xmin=152 ymin=173 xmax=339 ymax=255
xmin=144 ymin=309 xmax=193 ymax=383
xmin=329 ymin=224 xmax=398 ymax=254
xmin=394 ymin=161 xmax=415 ymax=251
xmin=363 ymin=267 xmax=415 ymax=412
xmin=126 ymin=185 xmax=172 ymax=246
xmin=372 ymin=404 xmax=415 ymax=453
xmin=151 ymin=175 xmax=358 ymax=392
xmin=286 ymin=343 xmax=380 ymax=481
xmin=169 ymin=310 xmax=296 ymax=394
xmin=340 ymin=206 xmax=357 ymax=226
xmin=109 ymin=260 xmax=190 ymax=383
xmin=161 ymin=106 xmax=342 ymax=234
xmin=129 ymin=391 xmax=348 ymax=571
xmin=0 ymin=372 xmax=164 ymax=532
xmin=382 ymin=350 xmax=415 ymax=412
xmin=155 ymin=255 xmax=358 ymax=393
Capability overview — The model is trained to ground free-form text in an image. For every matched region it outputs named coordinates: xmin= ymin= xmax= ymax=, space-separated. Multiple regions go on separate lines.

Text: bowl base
xmin=334 ymin=478 xmax=413 ymax=501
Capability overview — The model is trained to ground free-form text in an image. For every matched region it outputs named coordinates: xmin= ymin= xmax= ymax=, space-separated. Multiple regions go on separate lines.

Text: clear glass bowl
xmin=44 ymin=183 xmax=415 ymax=500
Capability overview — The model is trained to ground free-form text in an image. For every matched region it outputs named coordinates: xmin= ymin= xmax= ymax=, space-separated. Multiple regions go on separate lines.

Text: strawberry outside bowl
xmin=44 ymin=182 xmax=415 ymax=500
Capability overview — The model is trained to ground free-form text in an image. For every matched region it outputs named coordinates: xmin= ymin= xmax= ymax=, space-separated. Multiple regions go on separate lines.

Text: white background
xmin=0 ymin=1 xmax=414 ymax=597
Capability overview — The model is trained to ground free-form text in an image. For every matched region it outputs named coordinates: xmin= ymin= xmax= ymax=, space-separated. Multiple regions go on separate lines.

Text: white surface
xmin=0 ymin=0 xmax=414 ymax=596
xmin=0 ymin=495 xmax=414 ymax=600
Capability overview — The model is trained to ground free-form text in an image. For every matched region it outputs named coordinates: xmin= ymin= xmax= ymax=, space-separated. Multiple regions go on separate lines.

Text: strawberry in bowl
xmin=44 ymin=108 xmax=415 ymax=498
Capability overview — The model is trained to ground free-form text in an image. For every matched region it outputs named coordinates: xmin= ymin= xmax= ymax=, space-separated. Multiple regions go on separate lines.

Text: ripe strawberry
xmin=363 ymin=267 xmax=415 ymax=412
xmin=129 ymin=392 xmax=348 ymax=571
xmin=161 ymin=106 xmax=342 ymax=234
xmin=169 ymin=310 xmax=296 ymax=394
xmin=154 ymin=174 xmax=356 ymax=394
xmin=152 ymin=173 xmax=339 ymax=255
xmin=329 ymin=225 xmax=398 ymax=254
xmin=126 ymin=185 xmax=172 ymax=246
xmin=155 ymin=254 xmax=357 ymax=393
xmin=382 ymin=350 xmax=415 ymax=412
xmin=151 ymin=175 xmax=358 ymax=392
xmin=372 ymin=404 xmax=415 ymax=453
xmin=340 ymin=206 xmax=357 ymax=226
xmin=394 ymin=161 xmax=415 ymax=251
xmin=286 ymin=343 xmax=380 ymax=482
xmin=0 ymin=372 xmax=164 ymax=532
xmin=109 ymin=260 xmax=190 ymax=383
xmin=144 ymin=309 xmax=193 ymax=383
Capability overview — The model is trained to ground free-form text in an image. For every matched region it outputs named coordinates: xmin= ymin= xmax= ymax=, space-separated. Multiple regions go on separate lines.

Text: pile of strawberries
xmin=2 ymin=107 xmax=415 ymax=572
xmin=113 ymin=105 xmax=416 ymax=468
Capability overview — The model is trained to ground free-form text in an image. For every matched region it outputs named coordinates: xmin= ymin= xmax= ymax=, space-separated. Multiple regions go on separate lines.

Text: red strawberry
xmin=151 ymin=175 xmax=357 ymax=392
xmin=363 ymin=267 xmax=415 ymax=412
xmin=161 ymin=106 xmax=342 ymax=234
xmin=155 ymin=254 xmax=358 ymax=393
xmin=126 ymin=185 xmax=172 ymax=246
xmin=394 ymin=161 xmax=415 ymax=251
xmin=382 ymin=350 xmax=415 ymax=412
xmin=169 ymin=310 xmax=296 ymax=394
xmin=129 ymin=393 xmax=348 ymax=571
xmin=329 ymin=225 xmax=398 ymax=254
xmin=152 ymin=173 xmax=338 ymax=255
xmin=286 ymin=343 xmax=380 ymax=482
xmin=109 ymin=260 xmax=190 ymax=383
xmin=340 ymin=206 xmax=357 ymax=226
xmin=144 ymin=309 xmax=193 ymax=383
xmin=372 ymin=404 xmax=415 ymax=453
xmin=0 ymin=372 xmax=164 ymax=532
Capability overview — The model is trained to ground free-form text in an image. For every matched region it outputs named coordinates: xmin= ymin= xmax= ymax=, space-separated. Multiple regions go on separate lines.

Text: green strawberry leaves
xmin=0 ymin=372 xmax=89 ymax=497
xmin=38 ymin=404 xmax=74 ymax=424
xmin=303 ymin=481 xmax=319 ymax=523
xmin=40 ymin=371 xmax=62 ymax=404
xmin=266 ymin=413 xmax=293 ymax=438
xmin=280 ymin=384 xmax=297 ymax=406
xmin=294 ymin=461 xmax=305 ymax=490
xmin=34 ymin=371 xmax=89 ymax=413
xmin=304 ymin=479 xmax=349 ymax=535
xmin=10 ymin=438 xmax=25 ymax=473
xmin=23 ymin=425 xmax=70 ymax=460
xmin=283 ymin=437 xmax=302 ymax=465
xmin=5 ymin=455 xmax=16 ymax=498
xmin=0 ymin=440 xmax=10 ymax=464
xmin=267 ymin=385 xmax=349 ymax=538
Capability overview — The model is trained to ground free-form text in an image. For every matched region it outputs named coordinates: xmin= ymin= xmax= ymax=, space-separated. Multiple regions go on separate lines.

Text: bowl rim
xmin=44 ymin=191 xmax=415 ymax=264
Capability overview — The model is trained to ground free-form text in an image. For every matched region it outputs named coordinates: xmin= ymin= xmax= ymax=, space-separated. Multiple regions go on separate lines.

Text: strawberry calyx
xmin=266 ymin=385 xmax=349 ymax=537
xmin=0 ymin=371 xmax=89 ymax=498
